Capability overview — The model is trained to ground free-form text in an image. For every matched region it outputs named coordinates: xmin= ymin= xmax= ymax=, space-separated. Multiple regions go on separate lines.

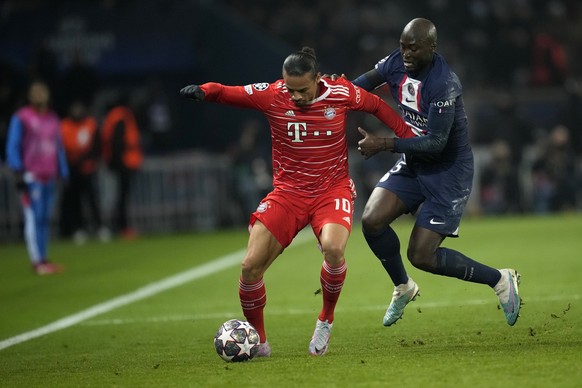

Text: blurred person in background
xmin=488 ymin=92 xmax=534 ymax=166
xmin=479 ymin=139 xmax=522 ymax=214
xmin=227 ymin=118 xmax=272 ymax=224
xmin=530 ymin=26 xmax=569 ymax=87
xmin=101 ymin=95 xmax=143 ymax=240
xmin=5 ymin=79 xmax=68 ymax=275
xmin=531 ymin=124 xmax=577 ymax=213
xmin=180 ymin=46 xmax=415 ymax=357
xmin=61 ymin=99 xmax=110 ymax=243
xmin=561 ymin=79 xmax=582 ymax=156
xmin=350 ymin=18 xmax=521 ymax=328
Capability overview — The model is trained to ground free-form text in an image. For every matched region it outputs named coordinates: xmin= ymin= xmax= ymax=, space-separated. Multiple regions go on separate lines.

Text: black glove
xmin=180 ymin=85 xmax=205 ymax=101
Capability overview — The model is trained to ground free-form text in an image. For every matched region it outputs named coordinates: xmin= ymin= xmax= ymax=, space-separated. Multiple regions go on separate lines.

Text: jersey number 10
xmin=334 ymin=198 xmax=351 ymax=214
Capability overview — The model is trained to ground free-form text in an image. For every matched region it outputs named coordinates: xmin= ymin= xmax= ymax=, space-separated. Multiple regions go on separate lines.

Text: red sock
xmin=239 ymin=277 xmax=267 ymax=342
xmin=318 ymin=259 xmax=347 ymax=323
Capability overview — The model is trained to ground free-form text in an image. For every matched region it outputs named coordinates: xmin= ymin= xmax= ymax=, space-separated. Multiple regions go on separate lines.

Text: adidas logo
xmin=285 ymin=110 xmax=295 ymax=116
xmin=342 ymin=216 xmax=351 ymax=225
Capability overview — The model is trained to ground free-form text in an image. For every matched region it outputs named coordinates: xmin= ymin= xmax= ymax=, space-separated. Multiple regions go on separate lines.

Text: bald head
xmin=402 ymin=18 xmax=437 ymax=48
xmin=399 ymin=18 xmax=437 ymax=74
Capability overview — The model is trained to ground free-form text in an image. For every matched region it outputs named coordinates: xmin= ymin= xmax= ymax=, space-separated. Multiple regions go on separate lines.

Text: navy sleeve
xmin=393 ymin=103 xmax=455 ymax=153
xmin=352 ymin=69 xmax=386 ymax=92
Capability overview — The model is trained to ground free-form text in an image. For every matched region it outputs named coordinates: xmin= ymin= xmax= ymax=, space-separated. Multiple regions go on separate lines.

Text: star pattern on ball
xmin=237 ymin=332 xmax=255 ymax=357
xmin=217 ymin=329 xmax=233 ymax=348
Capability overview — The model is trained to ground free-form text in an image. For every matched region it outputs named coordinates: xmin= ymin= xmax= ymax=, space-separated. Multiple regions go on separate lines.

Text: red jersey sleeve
xmin=341 ymin=79 xmax=415 ymax=139
xmin=200 ymin=82 xmax=274 ymax=111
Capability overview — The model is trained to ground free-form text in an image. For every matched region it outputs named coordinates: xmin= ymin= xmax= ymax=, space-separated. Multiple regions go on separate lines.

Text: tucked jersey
xmin=200 ymin=78 xmax=412 ymax=197
xmin=373 ymin=49 xmax=472 ymax=164
xmin=6 ymin=106 xmax=68 ymax=181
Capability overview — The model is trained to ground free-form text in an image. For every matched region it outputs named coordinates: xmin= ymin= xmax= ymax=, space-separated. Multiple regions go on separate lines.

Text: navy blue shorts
xmin=376 ymin=154 xmax=474 ymax=237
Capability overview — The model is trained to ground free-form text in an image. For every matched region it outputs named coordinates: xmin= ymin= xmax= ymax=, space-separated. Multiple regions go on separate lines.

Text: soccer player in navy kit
xmin=353 ymin=18 xmax=521 ymax=327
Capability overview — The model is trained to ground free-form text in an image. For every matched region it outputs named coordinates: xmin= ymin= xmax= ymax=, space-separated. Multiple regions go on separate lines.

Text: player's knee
xmin=321 ymin=244 xmax=344 ymax=266
xmin=240 ymin=257 xmax=264 ymax=281
xmin=361 ymin=210 xmax=385 ymax=235
xmin=407 ymin=245 xmax=437 ymax=271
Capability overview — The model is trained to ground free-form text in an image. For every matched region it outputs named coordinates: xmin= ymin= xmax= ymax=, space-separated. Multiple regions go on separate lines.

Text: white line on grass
xmin=80 ymin=293 xmax=580 ymax=326
xmin=0 ymin=232 xmax=314 ymax=351
xmin=0 ymin=250 xmax=238 ymax=351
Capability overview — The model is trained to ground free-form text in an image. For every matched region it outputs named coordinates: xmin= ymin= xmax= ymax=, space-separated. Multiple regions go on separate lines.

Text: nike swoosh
xmin=429 ymin=219 xmax=445 ymax=225
xmin=405 ymin=97 xmax=415 ymax=102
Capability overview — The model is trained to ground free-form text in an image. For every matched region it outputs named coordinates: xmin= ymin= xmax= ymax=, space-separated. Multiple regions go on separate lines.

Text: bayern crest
xmin=256 ymin=201 xmax=270 ymax=213
xmin=323 ymin=106 xmax=336 ymax=120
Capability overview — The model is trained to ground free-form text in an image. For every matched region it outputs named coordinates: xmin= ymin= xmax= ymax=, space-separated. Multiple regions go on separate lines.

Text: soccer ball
xmin=214 ymin=319 xmax=260 ymax=362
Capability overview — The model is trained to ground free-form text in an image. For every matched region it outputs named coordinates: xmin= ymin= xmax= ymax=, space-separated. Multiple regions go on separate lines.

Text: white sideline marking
xmin=0 ymin=231 xmax=314 ymax=351
xmin=0 ymin=250 xmax=245 ymax=351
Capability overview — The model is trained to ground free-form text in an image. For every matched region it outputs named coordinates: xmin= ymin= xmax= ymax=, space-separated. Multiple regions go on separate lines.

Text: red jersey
xmin=61 ymin=116 xmax=99 ymax=175
xmin=200 ymin=78 xmax=412 ymax=197
xmin=101 ymin=106 xmax=143 ymax=170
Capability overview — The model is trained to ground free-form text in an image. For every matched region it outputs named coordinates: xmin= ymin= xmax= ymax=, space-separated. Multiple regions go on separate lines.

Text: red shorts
xmin=249 ymin=180 xmax=356 ymax=248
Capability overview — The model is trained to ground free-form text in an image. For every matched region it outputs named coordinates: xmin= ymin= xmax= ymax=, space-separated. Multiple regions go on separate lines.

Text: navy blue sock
xmin=363 ymin=226 xmax=408 ymax=286
xmin=434 ymin=248 xmax=501 ymax=287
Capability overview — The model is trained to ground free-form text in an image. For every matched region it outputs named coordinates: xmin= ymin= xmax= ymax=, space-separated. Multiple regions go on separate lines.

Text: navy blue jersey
xmin=371 ymin=49 xmax=472 ymax=165
xmin=359 ymin=49 xmax=475 ymax=234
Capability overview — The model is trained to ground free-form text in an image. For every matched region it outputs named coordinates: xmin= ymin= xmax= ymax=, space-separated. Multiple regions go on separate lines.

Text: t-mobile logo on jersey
xmin=288 ymin=122 xmax=307 ymax=142
xmin=287 ymin=122 xmax=332 ymax=142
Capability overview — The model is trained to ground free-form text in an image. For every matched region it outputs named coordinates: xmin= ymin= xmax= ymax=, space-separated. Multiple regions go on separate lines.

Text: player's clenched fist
xmin=180 ymin=85 xmax=205 ymax=101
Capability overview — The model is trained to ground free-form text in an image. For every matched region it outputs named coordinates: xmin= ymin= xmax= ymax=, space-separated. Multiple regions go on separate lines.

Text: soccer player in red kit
xmin=180 ymin=47 xmax=414 ymax=357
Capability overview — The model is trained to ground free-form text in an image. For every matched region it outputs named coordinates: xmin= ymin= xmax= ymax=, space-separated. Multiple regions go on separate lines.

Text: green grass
xmin=1 ymin=214 xmax=581 ymax=387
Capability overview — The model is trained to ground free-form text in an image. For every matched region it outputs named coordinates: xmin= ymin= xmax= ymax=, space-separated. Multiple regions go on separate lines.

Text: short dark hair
xmin=283 ymin=47 xmax=318 ymax=77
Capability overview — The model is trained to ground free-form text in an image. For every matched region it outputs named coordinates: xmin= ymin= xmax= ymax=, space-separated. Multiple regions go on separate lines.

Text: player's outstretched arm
xmin=180 ymin=85 xmax=205 ymax=101
xmin=179 ymin=82 xmax=272 ymax=111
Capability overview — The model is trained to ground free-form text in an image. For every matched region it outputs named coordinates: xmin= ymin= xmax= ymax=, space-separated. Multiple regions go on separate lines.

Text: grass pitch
xmin=0 ymin=214 xmax=581 ymax=387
